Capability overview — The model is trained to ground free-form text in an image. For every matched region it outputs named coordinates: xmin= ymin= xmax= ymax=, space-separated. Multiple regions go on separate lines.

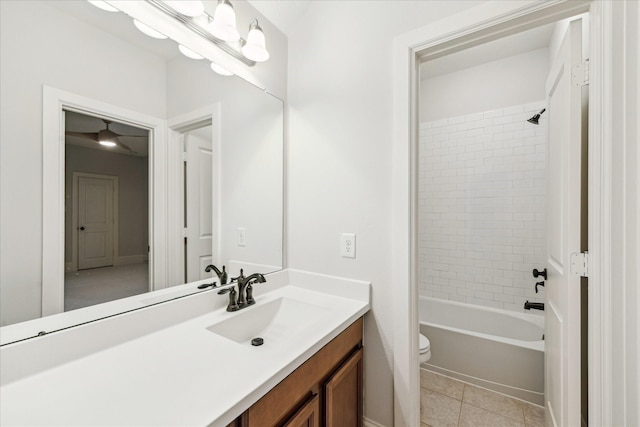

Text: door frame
xmin=42 ymin=86 xmax=167 ymax=316
xmin=392 ymin=1 xmax=611 ymax=425
xmin=166 ymin=104 xmax=221 ymax=286
xmin=71 ymin=172 xmax=119 ymax=272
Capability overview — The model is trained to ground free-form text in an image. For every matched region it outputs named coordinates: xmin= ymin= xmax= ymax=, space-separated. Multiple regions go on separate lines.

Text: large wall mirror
xmin=0 ymin=0 xmax=283 ymax=333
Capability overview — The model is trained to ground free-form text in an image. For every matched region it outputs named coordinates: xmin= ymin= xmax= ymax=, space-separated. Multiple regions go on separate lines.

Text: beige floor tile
xmin=462 ymin=384 xmax=525 ymax=422
xmin=420 ymin=388 xmax=461 ymax=427
xmin=420 ymin=369 xmax=465 ymax=400
xmin=524 ymin=403 xmax=545 ymax=427
xmin=459 ymin=403 xmax=526 ymax=427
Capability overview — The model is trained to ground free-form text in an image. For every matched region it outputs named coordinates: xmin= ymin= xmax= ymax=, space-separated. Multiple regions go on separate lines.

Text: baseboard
xmin=117 ymin=255 xmax=145 ymax=266
xmin=363 ymin=417 xmax=388 ymax=427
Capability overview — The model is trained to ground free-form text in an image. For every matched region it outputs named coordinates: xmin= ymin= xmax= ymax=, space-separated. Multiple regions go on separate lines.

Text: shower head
xmin=527 ymin=108 xmax=546 ymax=125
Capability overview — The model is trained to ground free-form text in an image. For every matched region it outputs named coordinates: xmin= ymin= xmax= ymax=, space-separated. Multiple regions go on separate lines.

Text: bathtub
xmin=419 ymin=296 xmax=544 ymax=406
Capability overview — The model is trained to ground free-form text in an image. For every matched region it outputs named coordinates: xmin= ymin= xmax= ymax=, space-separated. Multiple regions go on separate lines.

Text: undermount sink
xmin=206 ymin=297 xmax=330 ymax=344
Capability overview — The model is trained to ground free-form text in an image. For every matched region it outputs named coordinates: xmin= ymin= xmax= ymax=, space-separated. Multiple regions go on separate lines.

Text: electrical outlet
xmin=237 ymin=227 xmax=246 ymax=247
xmin=341 ymin=233 xmax=356 ymax=258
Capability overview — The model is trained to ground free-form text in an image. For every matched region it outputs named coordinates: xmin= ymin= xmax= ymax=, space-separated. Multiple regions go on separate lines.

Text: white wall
xmin=420 ymin=48 xmax=549 ymax=122
xmin=285 ymin=1 xmax=483 ymax=425
xmin=64 ymin=145 xmax=149 ymax=264
xmin=418 ymin=101 xmax=547 ymax=311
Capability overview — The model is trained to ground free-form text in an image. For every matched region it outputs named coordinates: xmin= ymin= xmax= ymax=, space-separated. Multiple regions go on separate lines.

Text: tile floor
xmin=420 ymin=368 xmax=545 ymax=427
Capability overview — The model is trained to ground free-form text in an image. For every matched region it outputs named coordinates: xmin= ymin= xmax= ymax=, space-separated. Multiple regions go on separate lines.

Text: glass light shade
xmin=133 ymin=19 xmax=168 ymax=39
xmin=208 ymin=1 xmax=240 ymax=42
xmin=99 ymin=140 xmax=117 ymax=147
xmin=88 ymin=1 xmax=119 ymax=12
xmin=210 ymin=62 xmax=233 ymax=76
xmin=178 ymin=44 xmax=204 ymax=60
xmin=164 ymin=1 xmax=204 ymax=17
xmin=242 ymin=22 xmax=269 ymax=62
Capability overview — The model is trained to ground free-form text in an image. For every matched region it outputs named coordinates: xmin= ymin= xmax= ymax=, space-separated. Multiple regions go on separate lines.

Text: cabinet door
xmin=283 ymin=394 xmax=319 ymax=427
xmin=324 ymin=347 xmax=363 ymax=427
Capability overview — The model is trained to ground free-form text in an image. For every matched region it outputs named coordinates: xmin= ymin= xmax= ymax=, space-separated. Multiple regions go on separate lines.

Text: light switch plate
xmin=341 ymin=233 xmax=356 ymax=258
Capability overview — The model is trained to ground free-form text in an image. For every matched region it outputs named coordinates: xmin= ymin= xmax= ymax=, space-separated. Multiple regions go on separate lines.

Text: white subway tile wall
xmin=418 ymin=101 xmax=547 ymax=312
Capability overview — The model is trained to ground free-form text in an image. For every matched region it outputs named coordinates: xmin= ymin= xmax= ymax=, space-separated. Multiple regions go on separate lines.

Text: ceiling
xmin=247 ymin=0 xmax=311 ymax=37
xmin=65 ymin=111 xmax=149 ymax=157
xmin=420 ymin=23 xmax=556 ymax=79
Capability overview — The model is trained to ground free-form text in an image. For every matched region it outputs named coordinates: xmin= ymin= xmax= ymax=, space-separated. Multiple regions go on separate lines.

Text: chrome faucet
xmin=220 ymin=269 xmax=267 ymax=312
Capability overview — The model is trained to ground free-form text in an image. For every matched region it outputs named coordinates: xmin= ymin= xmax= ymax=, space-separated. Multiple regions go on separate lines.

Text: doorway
xmin=64 ymin=110 xmax=150 ymax=311
xmin=390 ymin=2 xmax=608 ymax=426
xmin=183 ymin=123 xmax=214 ymax=283
xmin=416 ymin=15 xmax=588 ymax=427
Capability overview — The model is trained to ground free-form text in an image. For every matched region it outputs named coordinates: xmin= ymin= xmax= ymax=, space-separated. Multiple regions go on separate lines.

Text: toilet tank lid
xmin=419 ymin=334 xmax=430 ymax=351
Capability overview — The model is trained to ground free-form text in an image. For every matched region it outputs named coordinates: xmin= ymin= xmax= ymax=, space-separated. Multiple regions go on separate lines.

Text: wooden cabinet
xmin=283 ymin=394 xmax=319 ymax=427
xmin=228 ymin=317 xmax=363 ymax=427
xmin=325 ymin=348 xmax=363 ymax=427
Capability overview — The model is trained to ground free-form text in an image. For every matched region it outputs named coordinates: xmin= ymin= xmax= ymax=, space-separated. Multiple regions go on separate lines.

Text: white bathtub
xmin=419 ymin=296 xmax=544 ymax=405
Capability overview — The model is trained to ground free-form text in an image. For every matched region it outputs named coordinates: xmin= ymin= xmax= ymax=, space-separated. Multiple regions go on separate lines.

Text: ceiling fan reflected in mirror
xmin=65 ymin=119 xmax=145 ymax=152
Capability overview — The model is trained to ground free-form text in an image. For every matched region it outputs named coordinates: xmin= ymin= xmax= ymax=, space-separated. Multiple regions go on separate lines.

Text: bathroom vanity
xmin=0 ymin=270 xmax=370 ymax=426
xmin=228 ymin=318 xmax=363 ymax=426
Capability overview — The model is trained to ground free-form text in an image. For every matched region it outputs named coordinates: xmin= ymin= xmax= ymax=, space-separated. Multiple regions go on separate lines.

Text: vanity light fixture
xmin=242 ymin=19 xmax=269 ymax=63
xmin=210 ymin=62 xmax=234 ymax=76
xmin=88 ymin=1 xmax=118 ymax=12
xmin=133 ymin=19 xmax=168 ymax=39
xmin=208 ymin=0 xmax=240 ymax=42
xmin=88 ymin=0 xmax=270 ymax=67
xmin=178 ymin=44 xmax=204 ymax=60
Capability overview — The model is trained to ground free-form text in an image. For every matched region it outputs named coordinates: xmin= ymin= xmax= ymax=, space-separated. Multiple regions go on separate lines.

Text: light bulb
xmin=208 ymin=0 xmax=240 ymax=42
xmin=210 ymin=62 xmax=233 ymax=76
xmin=164 ymin=1 xmax=205 ymax=17
xmin=178 ymin=45 xmax=204 ymax=60
xmin=99 ymin=140 xmax=117 ymax=147
xmin=88 ymin=1 xmax=119 ymax=12
xmin=133 ymin=19 xmax=167 ymax=40
xmin=242 ymin=20 xmax=269 ymax=62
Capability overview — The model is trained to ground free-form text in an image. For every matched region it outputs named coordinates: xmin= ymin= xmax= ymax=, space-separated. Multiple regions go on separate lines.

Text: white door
xmin=78 ymin=176 xmax=115 ymax=270
xmin=185 ymin=126 xmax=214 ymax=282
xmin=544 ymin=19 xmax=586 ymax=427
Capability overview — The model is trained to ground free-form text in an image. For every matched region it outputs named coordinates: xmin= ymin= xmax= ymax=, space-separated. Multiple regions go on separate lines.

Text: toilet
xmin=419 ymin=333 xmax=431 ymax=364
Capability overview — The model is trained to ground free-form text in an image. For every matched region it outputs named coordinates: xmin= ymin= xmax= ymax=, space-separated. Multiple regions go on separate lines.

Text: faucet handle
xmin=532 ymin=268 xmax=547 ymax=280
xmin=225 ymin=287 xmax=240 ymax=312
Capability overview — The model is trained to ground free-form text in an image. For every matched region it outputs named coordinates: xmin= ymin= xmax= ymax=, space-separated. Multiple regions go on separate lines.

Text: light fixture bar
xmin=146 ymin=0 xmax=255 ymax=67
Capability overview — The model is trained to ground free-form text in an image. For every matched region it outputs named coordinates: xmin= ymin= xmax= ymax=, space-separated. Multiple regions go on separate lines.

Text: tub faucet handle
xmin=535 ymin=281 xmax=545 ymax=293
xmin=532 ymin=268 xmax=547 ymax=280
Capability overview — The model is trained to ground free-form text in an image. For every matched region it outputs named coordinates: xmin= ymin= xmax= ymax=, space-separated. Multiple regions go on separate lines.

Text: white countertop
xmin=0 ymin=270 xmax=370 ymax=426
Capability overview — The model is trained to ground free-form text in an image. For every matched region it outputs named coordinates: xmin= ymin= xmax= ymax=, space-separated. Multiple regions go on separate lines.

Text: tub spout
xmin=524 ymin=301 xmax=544 ymax=311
